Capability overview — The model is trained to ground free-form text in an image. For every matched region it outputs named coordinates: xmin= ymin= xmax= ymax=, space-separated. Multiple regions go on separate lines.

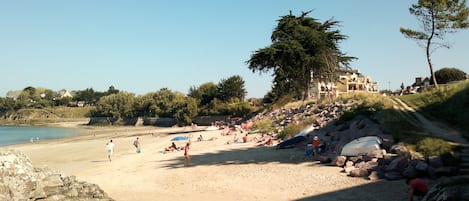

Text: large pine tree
xmin=247 ymin=11 xmax=354 ymax=100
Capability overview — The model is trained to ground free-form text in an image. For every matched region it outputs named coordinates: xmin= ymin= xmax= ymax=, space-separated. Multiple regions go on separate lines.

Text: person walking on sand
xmin=184 ymin=142 xmax=191 ymax=167
xmin=106 ymin=139 xmax=115 ymax=162
xmin=133 ymin=137 xmax=140 ymax=153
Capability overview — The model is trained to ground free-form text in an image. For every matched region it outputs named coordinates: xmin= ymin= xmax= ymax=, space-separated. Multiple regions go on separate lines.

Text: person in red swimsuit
xmin=406 ymin=177 xmax=429 ymax=201
xmin=184 ymin=142 xmax=191 ymax=167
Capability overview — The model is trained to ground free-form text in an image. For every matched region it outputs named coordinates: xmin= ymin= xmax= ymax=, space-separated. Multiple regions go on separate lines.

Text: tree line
xmin=0 ymin=75 xmax=255 ymax=126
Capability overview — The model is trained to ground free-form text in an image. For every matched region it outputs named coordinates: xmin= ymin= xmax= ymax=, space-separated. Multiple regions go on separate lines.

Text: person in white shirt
xmin=106 ymin=139 xmax=115 ymax=162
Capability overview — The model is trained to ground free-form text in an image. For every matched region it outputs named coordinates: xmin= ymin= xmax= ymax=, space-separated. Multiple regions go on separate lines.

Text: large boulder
xmin=0 ymin=150 xmax=113 ymax=201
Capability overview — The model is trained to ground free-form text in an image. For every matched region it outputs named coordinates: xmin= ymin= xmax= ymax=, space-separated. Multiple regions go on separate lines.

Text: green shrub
xmin=335 ymin=92 xmax=393 ymax=124
xmin=416 ymin=137 xmax=453 ymax=157
xmin=252 ymin=118 xmax=274 ymax=133
xmin=271 ymin=95 xmax=294 ymax=110
xmin=278 ymin=123 xmax=303 ymax=140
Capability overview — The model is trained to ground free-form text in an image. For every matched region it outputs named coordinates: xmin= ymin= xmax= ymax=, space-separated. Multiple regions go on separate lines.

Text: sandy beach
xmin=4 ymin=123 xmax=408 ymax=201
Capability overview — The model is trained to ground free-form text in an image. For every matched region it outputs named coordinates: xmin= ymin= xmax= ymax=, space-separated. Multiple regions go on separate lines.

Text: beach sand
xmin=4 ymin=124 xmax=407 ymax=201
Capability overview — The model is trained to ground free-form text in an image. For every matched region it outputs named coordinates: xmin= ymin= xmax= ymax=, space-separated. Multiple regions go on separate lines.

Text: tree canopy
xmin=217 ymin=75 xmax=247 ymax=102
xmin=247 ymin=11 xmax=355 ymax=101
xmin=434 ymin=67 xmax=467 ymax=84
xmin=188 ymin=76 xmax=253 ymax=116
xmin=400 ymin=0 xmax=469 ymax=88
xmin=1 ymin=77 xmax=254 ymax=125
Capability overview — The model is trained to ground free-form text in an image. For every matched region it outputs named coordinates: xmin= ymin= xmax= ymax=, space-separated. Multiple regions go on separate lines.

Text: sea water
xmin=0 ymin=126 xmax=77 ymax=146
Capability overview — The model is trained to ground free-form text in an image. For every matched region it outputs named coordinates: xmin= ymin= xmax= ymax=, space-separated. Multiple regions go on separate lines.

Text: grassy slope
xmin=268 ymin=91 xmax=457 ymax=159
xmin=399 ymin=80 xmax=469 ymax=140
xmin=1 ymin=106 xmax=94 ymax=124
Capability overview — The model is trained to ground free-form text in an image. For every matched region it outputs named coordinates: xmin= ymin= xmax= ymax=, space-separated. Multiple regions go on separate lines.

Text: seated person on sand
xmin=221 ymin=127 xmax=231 ymax=136
xmin=197 ymin=134 xmax=203 ymax=142
xmin=165 ymin=142 xmax=179 ymax=152
xmin=242 ymin=134 xmax=250 ymax=143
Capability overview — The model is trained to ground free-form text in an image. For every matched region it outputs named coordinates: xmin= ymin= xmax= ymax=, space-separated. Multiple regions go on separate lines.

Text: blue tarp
xmin=171 ymin=136 xmax=188 ymax=141
xmin=276 ymin=136 xmax=306 ymax=149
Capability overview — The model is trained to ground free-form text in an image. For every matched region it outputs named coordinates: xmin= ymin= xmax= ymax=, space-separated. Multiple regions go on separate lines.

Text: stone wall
xmin=193 ymin=115 xmax=231 ymax=126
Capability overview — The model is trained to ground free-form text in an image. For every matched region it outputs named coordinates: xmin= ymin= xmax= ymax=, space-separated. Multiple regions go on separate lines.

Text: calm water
xmin=0 ymin=126 xmax=78 ymax=146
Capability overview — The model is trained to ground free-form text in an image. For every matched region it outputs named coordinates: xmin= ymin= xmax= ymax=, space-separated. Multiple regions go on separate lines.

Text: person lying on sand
xmin=257 ymin=138 xmax=274 ymax=147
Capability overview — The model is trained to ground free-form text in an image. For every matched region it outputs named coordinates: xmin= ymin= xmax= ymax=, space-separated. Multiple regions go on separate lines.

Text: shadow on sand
xmin=156 ymin=145 xmax=408 ymax=201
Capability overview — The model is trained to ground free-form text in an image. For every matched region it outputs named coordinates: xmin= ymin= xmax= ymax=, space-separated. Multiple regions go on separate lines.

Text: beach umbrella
xmin=171 ymin=136 xmax=188 ymax=141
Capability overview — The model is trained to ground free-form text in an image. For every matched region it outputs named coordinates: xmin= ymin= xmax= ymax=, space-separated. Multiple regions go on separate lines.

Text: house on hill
xmin=412 ymin=77 xmax=430 ymax=88
xmin=314 ymin=69 xmax=378 ymax=98
xmin=58 ymin=89 xmax=73 ymax=98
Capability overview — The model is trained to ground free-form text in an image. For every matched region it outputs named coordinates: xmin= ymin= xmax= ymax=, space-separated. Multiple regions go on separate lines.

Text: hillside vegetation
xmin=255 ymin=91 xmax=457 ymax=159
xmin=399 ymin=80 xmax=469 ymax=140
xmin=1 ymin=106 xmax=93 ymax=125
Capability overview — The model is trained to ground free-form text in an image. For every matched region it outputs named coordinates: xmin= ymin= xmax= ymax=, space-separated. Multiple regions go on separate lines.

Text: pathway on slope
xmin=392 ymin=97 xmax=469 ymax=175
xmin=392 ymin=98 xmax=468 ymax=144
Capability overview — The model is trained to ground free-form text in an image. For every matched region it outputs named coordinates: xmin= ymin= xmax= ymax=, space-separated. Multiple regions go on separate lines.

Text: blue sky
xmin=1 ymin=1 xmax=468 ymax=98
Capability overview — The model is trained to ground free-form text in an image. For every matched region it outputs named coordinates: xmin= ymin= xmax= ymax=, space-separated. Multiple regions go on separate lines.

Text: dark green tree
xmin=106 ymin=85 xmax=120 ymax=95
xmin=55 ymin=96 xmax=72 ymax=106
xmin=400 ymin=0 xmax=469 ymax=88
xmin=152 ymin=88 xmax=178 ymax=118
xmin=92 ymin=92 xmax=136 ymax=120
xmin=74 ymin=88 xmax=96 ymax=104
xmin=135 ymin=88 xmax=198 ymax=125
xmin=134 ymin=93 xmax=160 ymax=117
xmin=434 ymin=67 xmax=467 ymax=84
xmin=217 ymin=75 xmax=247 ymax=102
xmin=172 ymin=95 xmax=198 ymax=126
xmin=247 ymin=11 xmax=354 ymax=100
xmin=18 ymin=86 xmax=38 ymax=101
xmin=0 ymin=97 xmax=16 ymax=115
xmin=188 ymin=82 xmax=218 ymax=106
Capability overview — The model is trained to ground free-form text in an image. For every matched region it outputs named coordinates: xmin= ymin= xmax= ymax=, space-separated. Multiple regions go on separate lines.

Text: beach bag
xmin=137 ymin=148 xmax=142 ymax=153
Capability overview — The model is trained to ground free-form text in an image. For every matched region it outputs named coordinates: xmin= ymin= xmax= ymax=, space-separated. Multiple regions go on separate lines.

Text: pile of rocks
xmin=251 ymin=100 xmax=361 ymax=133
xmin=0 ymin=150 xmax=113 ymax=201
xmin=333 ymin=144 xmax=458 ymax=180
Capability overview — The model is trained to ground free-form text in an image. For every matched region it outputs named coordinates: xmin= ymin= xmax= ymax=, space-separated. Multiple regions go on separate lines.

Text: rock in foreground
xmin=0 ymin=150 xmax=114 ymax=201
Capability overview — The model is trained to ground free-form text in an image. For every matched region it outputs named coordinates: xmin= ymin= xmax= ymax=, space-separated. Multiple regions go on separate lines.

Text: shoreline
xmin=3 ymin=124 xmax=408 ymax=201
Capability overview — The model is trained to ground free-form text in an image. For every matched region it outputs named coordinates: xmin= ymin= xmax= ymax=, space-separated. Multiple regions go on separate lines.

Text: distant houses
xmin=412 ymin=77 xmax=431 ymax=89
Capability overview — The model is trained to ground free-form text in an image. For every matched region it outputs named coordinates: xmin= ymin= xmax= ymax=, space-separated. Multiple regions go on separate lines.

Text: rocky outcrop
xmin=252 ymin=100 xmax=459 ymax=181
xmin=0 ymin=150 xmax=113 ymax=201
xmin=331 ymin=144 xmax=458 ymax=181
xmin=252 ymin=100 xmax=358 ymax=133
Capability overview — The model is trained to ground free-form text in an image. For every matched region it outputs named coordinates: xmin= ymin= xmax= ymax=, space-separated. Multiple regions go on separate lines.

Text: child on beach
xmin=133 ymin=137 xmax=140 ymax=153
xmin=312 ymin=136 xmax=321 ymax=156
